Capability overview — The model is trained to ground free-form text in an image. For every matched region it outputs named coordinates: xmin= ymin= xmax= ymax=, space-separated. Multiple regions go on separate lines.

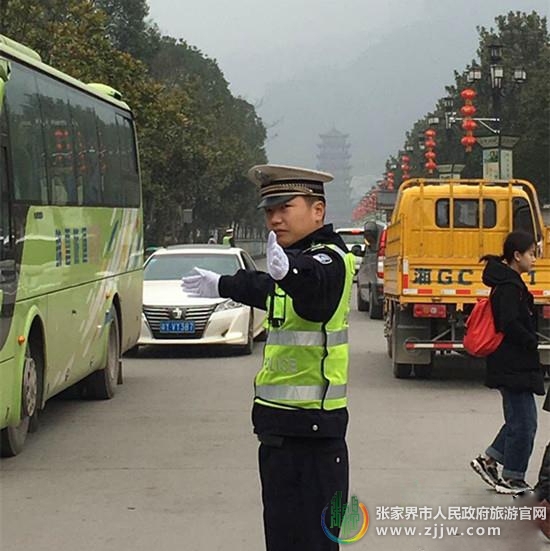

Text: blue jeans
xmin=486 ymin=389 xmax=538 ymax=480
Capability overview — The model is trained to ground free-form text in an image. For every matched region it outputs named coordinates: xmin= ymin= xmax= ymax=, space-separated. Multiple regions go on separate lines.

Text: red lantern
xmin=425 ymin=160 xmax=437 ymax=171
xmin=460 ymin=105 xmax=477 ymax=117
xmin=425 ymin=138 xmax=436 ymax=149
xmin=462 ymin=119 xmax=478 ymax=131
xmin=424 ymin=151 xmax=436 ymax=160
xmin=461 ymin=135 xmax=477 ymax=148
xmin=460 ymin=88 xmax=477 ymax=101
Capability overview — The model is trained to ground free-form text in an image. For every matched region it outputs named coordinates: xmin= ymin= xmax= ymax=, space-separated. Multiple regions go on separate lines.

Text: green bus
xmin=0 ymin=36 xmax=143 ymax=456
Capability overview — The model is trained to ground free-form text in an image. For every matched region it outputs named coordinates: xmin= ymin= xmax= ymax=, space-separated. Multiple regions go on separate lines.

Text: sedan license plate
xmin=159 ymin=321 xmax=195 ymax=334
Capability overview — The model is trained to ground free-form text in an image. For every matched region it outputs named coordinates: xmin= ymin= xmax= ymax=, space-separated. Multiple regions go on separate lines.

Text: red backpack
xmin=464 ymin=295 xmax=504 ymax=357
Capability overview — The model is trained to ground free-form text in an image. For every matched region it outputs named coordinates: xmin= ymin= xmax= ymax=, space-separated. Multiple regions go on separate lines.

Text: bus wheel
xmin=84 ymin=307 xmax=120 ymax=400
xmin=0 ymin=341 xmax=41 ymax=457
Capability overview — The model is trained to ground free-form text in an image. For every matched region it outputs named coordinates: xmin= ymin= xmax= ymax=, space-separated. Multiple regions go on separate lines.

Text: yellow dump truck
xmin=384 ymin=178 xmax=550 ymax=378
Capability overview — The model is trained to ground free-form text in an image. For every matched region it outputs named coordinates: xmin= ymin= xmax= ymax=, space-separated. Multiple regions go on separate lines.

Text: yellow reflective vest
xmin=254 ymin=244 xmax=356 ymax=410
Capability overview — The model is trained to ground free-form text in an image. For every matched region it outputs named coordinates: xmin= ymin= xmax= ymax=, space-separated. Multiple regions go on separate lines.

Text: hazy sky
xmin=147 ymin=1 xmax=549 ymax=183
xmin=147 ymin=0 xmax=427 ymax=98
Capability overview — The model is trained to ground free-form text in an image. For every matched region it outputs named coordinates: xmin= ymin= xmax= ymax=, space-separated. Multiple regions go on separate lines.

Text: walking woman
xmin=470 ymin=231 xmax=546 ymax=495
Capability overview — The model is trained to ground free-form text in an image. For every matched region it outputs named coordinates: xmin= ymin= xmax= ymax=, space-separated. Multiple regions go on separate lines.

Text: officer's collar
xmin=284 ymin=224 xmax=345 ymax=252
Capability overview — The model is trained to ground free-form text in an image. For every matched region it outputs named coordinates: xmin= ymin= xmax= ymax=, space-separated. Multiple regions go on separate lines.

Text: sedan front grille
xmin=143 ymin=304 xmax=217 ymax=339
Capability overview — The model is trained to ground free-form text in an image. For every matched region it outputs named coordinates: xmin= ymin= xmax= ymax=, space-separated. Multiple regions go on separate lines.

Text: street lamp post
xmin=462 ymin=41 xmax=527 ymax=179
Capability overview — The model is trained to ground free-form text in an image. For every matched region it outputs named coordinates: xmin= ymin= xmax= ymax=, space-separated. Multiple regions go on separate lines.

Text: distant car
xmin=356 ymin=221 xmax=387 ymax=319
xmin=335 ymin=227 xmax=366 ymax=275
xmin=135 ymin=245 xmax=266 ymax=354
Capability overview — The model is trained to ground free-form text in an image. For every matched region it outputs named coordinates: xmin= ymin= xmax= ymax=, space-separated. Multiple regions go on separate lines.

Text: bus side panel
xmin=44 ymin=283 xmax=108 ymax=398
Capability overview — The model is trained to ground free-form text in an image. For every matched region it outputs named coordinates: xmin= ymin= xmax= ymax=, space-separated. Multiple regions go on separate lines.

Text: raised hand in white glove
xmin=267 ymin=230 xmax=289 ymax=280
xmin=181 ymin=267 xmax=221 ymax=298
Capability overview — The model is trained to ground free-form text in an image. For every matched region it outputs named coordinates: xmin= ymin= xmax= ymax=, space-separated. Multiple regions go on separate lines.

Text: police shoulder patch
xmin=313 ymin=253 xmax=333 ymax=265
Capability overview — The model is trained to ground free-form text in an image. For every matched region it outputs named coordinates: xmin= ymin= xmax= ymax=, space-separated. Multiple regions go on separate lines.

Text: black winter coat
xmin=482 ymin=258 xmax=545 ymax=395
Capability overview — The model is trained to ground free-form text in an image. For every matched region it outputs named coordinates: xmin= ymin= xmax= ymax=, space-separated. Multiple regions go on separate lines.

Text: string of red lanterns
xmin=460 ymin=88 xmax=477 ymax=152
xmin=352 ymin=190 xmax=379 ymax=221
xmin=424 ymin=129 xmax=437 ymax=174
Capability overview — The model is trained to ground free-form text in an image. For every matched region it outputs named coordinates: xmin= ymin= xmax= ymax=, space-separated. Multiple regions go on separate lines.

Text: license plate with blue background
xmin=160 ymin=321 xmax=195 ymax=334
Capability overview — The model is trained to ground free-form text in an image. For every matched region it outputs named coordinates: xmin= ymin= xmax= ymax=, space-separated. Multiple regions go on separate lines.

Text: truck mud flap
xmin=393 ymin=307 xmax=431 ymax=365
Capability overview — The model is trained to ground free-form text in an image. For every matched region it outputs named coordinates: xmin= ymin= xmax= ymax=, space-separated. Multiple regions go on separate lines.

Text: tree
xmin=93 ymin=0 xmax=161 ymax=64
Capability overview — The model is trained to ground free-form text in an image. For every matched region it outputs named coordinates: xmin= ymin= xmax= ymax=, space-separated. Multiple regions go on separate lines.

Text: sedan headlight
xmin=214 ymin=299 xmax=244 ymax=312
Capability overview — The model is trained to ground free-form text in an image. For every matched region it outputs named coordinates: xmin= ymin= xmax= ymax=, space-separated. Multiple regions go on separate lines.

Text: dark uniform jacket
xmin=483 ymin=258 xmax=545 ymax=395
xmin=218 ymin=224 xmax=350 ymax=439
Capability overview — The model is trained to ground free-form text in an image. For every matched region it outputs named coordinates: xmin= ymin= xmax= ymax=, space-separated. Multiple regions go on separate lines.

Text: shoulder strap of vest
xmin=306 ymin=242 xmax=347 ymax=260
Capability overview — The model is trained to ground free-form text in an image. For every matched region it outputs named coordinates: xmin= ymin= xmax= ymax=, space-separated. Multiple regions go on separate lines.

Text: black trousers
xmin=258 ymin=436 xmax=349 ymax=551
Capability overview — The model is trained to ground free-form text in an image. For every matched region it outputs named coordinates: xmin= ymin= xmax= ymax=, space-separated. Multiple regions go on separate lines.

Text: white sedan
xmin=136 ymin=245 xmax=266 ymax=354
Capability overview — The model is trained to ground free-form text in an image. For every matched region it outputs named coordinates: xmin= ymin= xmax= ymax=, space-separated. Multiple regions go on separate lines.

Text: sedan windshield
xmin=144 ymin=253 xmax=241 ymax=281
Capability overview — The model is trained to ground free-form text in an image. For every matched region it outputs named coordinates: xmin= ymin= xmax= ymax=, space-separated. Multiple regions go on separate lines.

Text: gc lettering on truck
xmin=412 ymin=268 xmax=474 ymax=285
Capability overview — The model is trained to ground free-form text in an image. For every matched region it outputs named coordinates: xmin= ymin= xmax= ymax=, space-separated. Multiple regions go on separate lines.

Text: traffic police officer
xmin=222 ymin=228 xmax=235 ymax=247
xmin=181 ymin=164 xmax=355 ymax=550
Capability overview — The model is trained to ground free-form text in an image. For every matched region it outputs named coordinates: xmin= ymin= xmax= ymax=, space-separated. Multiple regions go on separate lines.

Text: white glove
xmin=267 ymin=231 xmax=289 ymax=280
xmin=181 ymin=267 xmax=221 ymax=298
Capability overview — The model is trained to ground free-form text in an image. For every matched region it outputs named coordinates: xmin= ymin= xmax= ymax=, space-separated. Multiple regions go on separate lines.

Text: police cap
xmin=247 ymin=164 xmax=334 ymax=209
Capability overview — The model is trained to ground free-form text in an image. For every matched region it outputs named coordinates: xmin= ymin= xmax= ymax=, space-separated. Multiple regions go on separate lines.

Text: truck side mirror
xmin=363 ymin=221 xmax=379 ymax=250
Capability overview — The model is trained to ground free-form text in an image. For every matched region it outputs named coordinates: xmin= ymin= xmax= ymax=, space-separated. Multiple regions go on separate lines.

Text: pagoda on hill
xmin=316 ymin=128 xmax=353 ymax=227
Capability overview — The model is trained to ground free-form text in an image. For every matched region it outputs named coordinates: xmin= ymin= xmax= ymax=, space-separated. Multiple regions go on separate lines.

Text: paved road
xmin=1 ymin=290 xmax=549 ymax=550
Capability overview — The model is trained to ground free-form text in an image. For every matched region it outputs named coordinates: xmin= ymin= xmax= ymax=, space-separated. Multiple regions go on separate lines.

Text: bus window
xmin=68 ymin=89 xmax=102 ymax=205
xmin=95 ymin=104 xmax=122 ymax=206
xmin=4 ymin=63 xmax=48 ymax=204
xmin=116 ymin=114 xmax=140 ymax=207
xmin=0 ymin=147 xmax=12 ymax=262
xmin=36 ymin=75 xmax=79 ymax=206
xmin=513 ymin=197 xmax=535 ymax=237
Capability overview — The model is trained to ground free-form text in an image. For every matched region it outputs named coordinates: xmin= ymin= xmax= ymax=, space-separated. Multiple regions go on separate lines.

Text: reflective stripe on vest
xmin=256 ymin=384 xmax=347 ymax=401
xmin=266 ymin=328 xmax=348 ymax=347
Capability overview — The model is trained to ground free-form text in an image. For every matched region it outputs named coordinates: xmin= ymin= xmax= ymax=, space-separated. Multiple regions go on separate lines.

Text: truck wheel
xmin=369 ymin=288 xmax=383 ymax=320
xmin=414 ymin=364 xmax=433 ymax=379
xmin=357 ymin=286 xmax=369 ymax=312
xmin=390 ymin=308 xmax=411 ymax=378
xmin=393 ymin=362 xmax=412 ymax=379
